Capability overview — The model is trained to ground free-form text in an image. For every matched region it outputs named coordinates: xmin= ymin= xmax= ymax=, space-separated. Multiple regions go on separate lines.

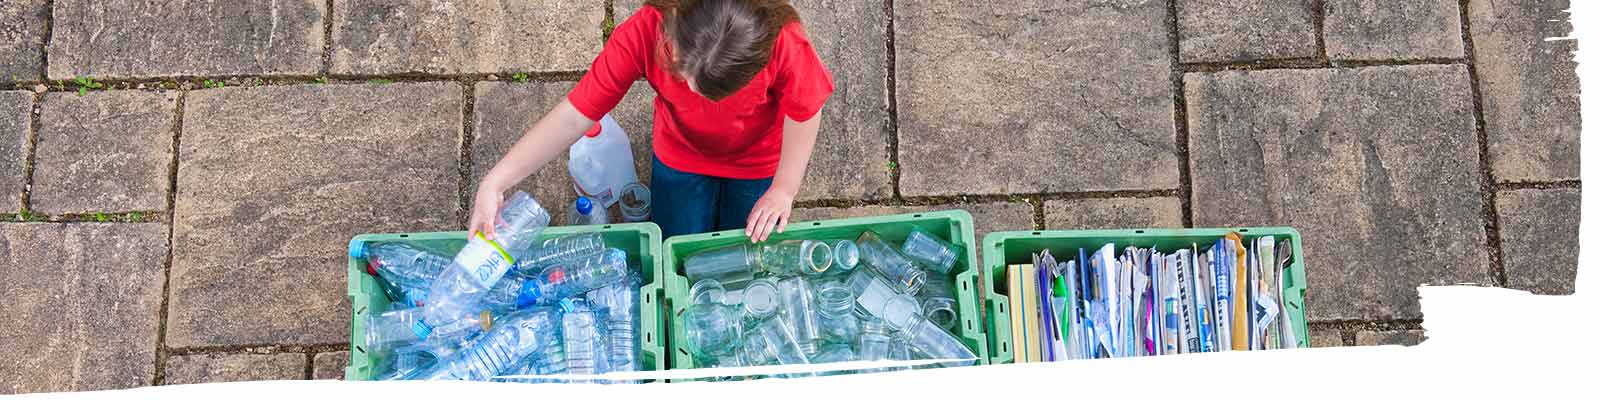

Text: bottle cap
xmin=583 ymin=122 xmax=603 ymax=138
xmin=349 ymin=239 xmax=368 ymax=261
xmin=515 ymin=280 xmax=543 ymax=309
xmin=576 ymin=197 xmax=593 ymax=214
xmin=480 ymin=311 xmax=494 ymax=331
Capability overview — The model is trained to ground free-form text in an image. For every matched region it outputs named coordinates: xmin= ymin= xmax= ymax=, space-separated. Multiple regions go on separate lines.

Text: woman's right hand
xmin=468 ymin=184 xmax=506 ymax=240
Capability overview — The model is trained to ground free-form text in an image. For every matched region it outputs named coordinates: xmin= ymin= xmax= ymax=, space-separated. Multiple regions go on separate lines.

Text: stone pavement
xmin=0 ymin=0 xmax=1581 ymax=393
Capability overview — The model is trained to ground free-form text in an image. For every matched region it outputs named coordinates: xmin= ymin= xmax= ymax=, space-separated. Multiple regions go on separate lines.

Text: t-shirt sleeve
xmin=567 ymin=8 xmax=655 ymax=121
xmin=772 ymin=23 xmax=835 ymax=122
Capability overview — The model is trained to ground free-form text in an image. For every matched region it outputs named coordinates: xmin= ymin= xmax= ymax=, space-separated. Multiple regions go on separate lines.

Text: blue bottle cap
xmin=515 ymin=280 xmax=542 ymax=309
xmin=560 ymin=298 xmax=576 ymax=313
xmin=348 ymin=239 xmax=367 ymax=260
xmin=575 ymin=197 xmax=593 ymax=214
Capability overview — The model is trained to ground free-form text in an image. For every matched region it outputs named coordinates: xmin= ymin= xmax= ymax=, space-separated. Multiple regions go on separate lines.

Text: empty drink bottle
xmin=513 ymin=248 xmax=630 ymax=307
xmin=353 ymin=241 xmax=452 ymax=308
xmin=856 ymin=231 xmax=927 ymax=295
xmin=515 ymin=232 xmax=606 ymax=275
xmin=568 ymin=197 xmax=609 ymax=226
xmin=560 ymin=299 xmax=611 ymax=375
xmin=419 ymin=191 xmax=549 ymax=330
xmin=366 ymin=307 xmax=492 ymax=356
xmin=900 ymin=227 xmax=959 ymax=276
xmin=401 ymin=307 xmax=560 ymax=381
xmin=586 ymin=274 xmax=641 ymax=374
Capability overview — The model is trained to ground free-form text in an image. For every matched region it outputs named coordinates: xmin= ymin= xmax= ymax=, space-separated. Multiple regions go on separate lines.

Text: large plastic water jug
xmin=568 ymin=114 xmax=639 ymax=208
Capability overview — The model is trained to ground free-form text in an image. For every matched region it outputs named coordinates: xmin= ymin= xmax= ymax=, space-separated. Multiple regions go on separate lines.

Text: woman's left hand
xmin=746 ymin=188 xmax=796 ymax=243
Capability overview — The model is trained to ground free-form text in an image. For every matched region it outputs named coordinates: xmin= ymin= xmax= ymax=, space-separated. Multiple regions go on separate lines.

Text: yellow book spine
xmin=1021 ymin=263 xmax=1041 ymax=362
xmin=1008 ymin=265 xmax=1028 ymax=362
xmin=1228 ymin=233 xmax=1248 ymax=351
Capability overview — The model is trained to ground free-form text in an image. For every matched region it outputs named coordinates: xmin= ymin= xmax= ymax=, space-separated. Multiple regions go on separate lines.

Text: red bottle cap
xmin=584 ymin=122 xmax=602 ymax=138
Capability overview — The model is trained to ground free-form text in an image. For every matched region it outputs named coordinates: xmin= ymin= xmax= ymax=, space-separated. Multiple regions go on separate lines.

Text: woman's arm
xmin=470 ymin=99 xmax=595 ymax=239
xmin=746 ymin=108 xmax=824 ymax=242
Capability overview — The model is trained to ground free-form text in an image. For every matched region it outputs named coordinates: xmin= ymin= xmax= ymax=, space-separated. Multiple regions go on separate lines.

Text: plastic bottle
xmin=512 ymin=248 xmax=630 ymax=307
xmin=618 ymin=182 xmax=651 ymax=223
xmin=515 ymin=232 xmax=606 ymax=275
xmin=365 ymin=307 xmax=492 ymax=356
xmin=568 ymin=113 xmax=639 ymax=208
xmin=560 ymin=299 xmax=611 ymax=375
xmin=401 ymin=307 xmax=561 ymax=381
xmin=776 ymin=276 xmax=822 ymax=356
xmin=419 ymin=191 xmax=549 ymax=328
xmin=586 ymin=274 xmax=641 ymax=374
xmin=899 ymin=227 xmax=959 ymax=276
xmin=568 ymin=197 xmax=610 ymax=226
xmin=815 ymin=280 xmax=861 ymax=344
xmin=681 ymin=303 xmax=744 ymax=361
xmin=856 ymin=230 xmax=927 ymax=295
xmin=352 ymin=241 xmax=453 ymax=307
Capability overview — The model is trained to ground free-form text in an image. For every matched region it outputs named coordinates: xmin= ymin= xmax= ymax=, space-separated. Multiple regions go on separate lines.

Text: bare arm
xmin=470 ymin=99 xmax=596 ymax=239
xmin=746 ymin=108 xmax=823 ymax=242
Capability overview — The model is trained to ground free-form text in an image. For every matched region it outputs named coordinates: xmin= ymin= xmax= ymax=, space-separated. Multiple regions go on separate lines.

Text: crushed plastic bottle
xmin=568 ymin=197 xmax=610 ymax=226
xmin=516 ymin=232 xmax=606 ymax=275
xmin=419 ymin=191 xmax=549 ymax=329
xmin=352 ymin=241 xmax=453 ymax=307
xmin=401 ymin=307 xmax=561 ymax=381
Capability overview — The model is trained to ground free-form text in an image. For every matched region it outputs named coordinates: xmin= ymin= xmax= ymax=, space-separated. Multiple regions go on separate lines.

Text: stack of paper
xmin=1007 ymin=233 xmax=1298 ymax=361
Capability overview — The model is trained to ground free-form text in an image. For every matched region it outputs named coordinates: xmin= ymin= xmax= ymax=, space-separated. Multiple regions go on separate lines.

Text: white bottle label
xmin=457 ymin=239 xmax=514 ymax=287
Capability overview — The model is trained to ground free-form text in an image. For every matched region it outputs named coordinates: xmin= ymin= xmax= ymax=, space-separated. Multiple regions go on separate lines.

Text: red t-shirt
xmin=567 ymin=5 xmax=834 ymax=179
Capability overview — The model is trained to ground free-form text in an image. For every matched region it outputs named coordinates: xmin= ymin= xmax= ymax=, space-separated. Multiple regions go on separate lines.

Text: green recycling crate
xmin=981 ymin=227 xmax=1310 ymax=364
xmin=660 ymin=210 xmax=990 ymax=372
xmin=343 ymin=222 xmax=667 ymax=380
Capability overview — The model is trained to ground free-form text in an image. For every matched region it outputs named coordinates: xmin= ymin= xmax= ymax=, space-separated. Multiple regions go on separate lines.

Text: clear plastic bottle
xmin=681 ymin=302 xmax=744 ymax=361
xmin=618 ymin=182 xmax=651 ymax=223
xmin=899 ymin=227 xmax=959 ymax=276
xmin=401 ymin=307 xmax=561 ymax=381
xmin=586 ymin=274 xmax=641 ymax=374
xmin=560 ymin=299 xmax=611 ymax=375
xmin=420 ymin=191 xmax=549 ymax=328
xmin=568 ymin=196 xmax=610 ymax=226
xmin=352 ymin=241 xmax=452 ymax=307
xmin=776 ymin=276 xmax=822 ymax=356
xmin=514 ymin=248 xmax=630 ymax=307
xmin=760 ymin=240 xmax=833 ymax=277
xmin=856 ymin=230 xmax=927 ymax=295
xmin=516 ymin=232 xmax=606 ymax=275
xmin=815 ymin=280 xmax=861 ymax=344
xmin=365 ymin=307 xmax=492 ymax=356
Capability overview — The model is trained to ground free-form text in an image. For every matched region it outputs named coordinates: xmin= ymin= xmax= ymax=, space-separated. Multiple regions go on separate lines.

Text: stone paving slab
xmin=897 ymin=0 xmax=1178 ymax=196
xmin=1177 ymin=0 xmax=1319 ymax=63
xmin=312 ymin=352 xmax=349 ymax=380
xmin=471 ymin=80 xmax=652 ymax=224
xmin=332 ymin=0 xmax=604 ymax=75
xmin=1469 ymin=0 xmax=1581 ymax=182
xmin=31 ymin=91 xmax=176 ymax=215
xmin=1 ymin=91 xmax=28 ymax=210
xmin=0 ymin=0 xmax=47 ymax=81
xmin=788 ymin=0 xmax=892 ymax=201
xmin=169 ymin=83 xmax=463 ymax=347
xmin=164 ymin=353 xmax=305 ymax=385
xmin=1185 ymin=65 xmax=1490 ymax=322
xmin=1043 ymin=197 xmax=1184 ymax=230
xmin=615 ymin=0 xmax=645 ymax=23
xmin=48 ymin=0 xmax=325 ymax=80
xmin=1323 ymin=0 xmax=1464 ymax=61
xmin=1355 ymin=330 xmax=1426 ymax=346
xmin=0 ymin=223 xmax=168 ymax=394
xmin=1309 ymin=328 xmax=1345 ymax=348
xmin=1496 ymin=188 xmax=1580 ymax=295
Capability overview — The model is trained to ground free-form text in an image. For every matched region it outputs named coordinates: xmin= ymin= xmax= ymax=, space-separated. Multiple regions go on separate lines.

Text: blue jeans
xmin=650 ymin=156 xmax=773 ymax=238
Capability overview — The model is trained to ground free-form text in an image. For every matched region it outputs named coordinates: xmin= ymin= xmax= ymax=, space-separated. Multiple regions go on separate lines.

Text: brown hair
xmin=645 ymin=0 xmax=799 ymax=101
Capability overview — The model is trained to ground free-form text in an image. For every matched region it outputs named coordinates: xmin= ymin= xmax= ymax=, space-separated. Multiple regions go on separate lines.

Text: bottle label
xmin=459 ymin=233 xmax=516 ymax=287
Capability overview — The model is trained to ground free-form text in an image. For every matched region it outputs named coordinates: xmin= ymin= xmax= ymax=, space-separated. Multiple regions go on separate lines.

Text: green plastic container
xmin=343 ymin=223 xmax=667 ymax=381
xmin=660 ymin=210 xmax=990 ymax=372
xmin=981 ymin=227 xmax=1310 ymax=364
